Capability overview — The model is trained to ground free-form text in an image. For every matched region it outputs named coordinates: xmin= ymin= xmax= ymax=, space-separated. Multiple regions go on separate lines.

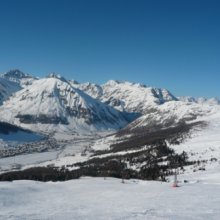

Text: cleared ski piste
xmin=1 ymin=171 xmax=220 ymax=220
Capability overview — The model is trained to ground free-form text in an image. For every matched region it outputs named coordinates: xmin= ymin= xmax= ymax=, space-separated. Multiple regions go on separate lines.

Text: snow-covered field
xmin=0 ymin=173 xmax=220 ymax=220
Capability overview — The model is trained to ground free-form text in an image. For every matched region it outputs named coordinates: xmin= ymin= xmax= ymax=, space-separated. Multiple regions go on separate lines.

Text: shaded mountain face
xmin=0 ymin=76 xmax=130 ymax=133
xmin=0 ymin=121 xmax=42 ymax=143
xmin=0 ymin=69 xmax=38 ymax=105
xmin=0 ymin=69 xmax=37 ymax=87
xmin=0 ymin=77 xmax=21 ymax=105
xmin=71 ymin=80 xmax=178 ymax=114
xmin=2 ymin=69 xmax=31 ymax=80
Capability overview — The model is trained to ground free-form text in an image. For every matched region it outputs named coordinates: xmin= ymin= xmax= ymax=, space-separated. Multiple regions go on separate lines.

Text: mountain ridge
xmin=0 ymin=75 xmax=131 ymax=134
xmin=0 ymin=69 xmax=219 ymax=136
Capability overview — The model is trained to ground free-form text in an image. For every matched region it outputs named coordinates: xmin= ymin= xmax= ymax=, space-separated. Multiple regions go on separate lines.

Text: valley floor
xmin=0 ymin=170 xmax=220 ymax=220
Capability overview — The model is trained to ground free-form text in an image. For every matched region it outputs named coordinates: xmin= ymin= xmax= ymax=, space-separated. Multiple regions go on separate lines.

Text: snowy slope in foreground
xmin=1 ymin=176 xmax=220 ymax=220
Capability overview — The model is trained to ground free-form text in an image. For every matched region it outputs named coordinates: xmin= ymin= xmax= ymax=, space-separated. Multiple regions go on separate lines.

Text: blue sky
xmin=0 ymin=0 xmax=219 ymax=98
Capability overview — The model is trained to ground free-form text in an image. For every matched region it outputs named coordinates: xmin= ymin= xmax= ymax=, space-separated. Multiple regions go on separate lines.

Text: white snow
xmin=0 ymin=77 xmax=129 ymax=133
xmin=73 ymin=80 xmax=177 ymax=113
xmin=0 ymin=151 xmax=59 ymax=172
xmin=125 ymin=100 xmax=213 ymax=130
xmin=1 ymin=71 xmax=220 ymax=219
xmin=0 ymin=69 xmax=36 ymax=86
xmin=0 ymin=176 xmax=220 ymax=220
xmin=170 ymin=109 xmax=220 ymax=163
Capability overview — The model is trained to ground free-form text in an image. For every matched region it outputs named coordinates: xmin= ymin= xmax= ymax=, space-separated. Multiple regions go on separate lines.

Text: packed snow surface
xmin=0 ymin=175 xmax=220 ymax=220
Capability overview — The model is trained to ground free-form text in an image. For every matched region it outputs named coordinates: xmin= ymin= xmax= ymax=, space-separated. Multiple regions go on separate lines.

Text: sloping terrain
xmin=0 ymin=69 xmax=37 ymax=105
xmin=72 ymin=80 xmax=178 ymax=114
xmin=0 ymin=75 xmax=130 ymax=134
xmin=1 ymin=69 xmax=37 ymax=87
xmin=0 ymin=77 xmax=21 ymax=105
xmin=1 ymin=103 xmax=217 ymax=181
xmin=0 ymin=69 xmax=220 ymax=184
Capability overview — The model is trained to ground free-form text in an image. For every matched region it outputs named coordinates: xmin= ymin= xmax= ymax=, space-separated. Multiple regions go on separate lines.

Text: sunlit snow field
xmin=0 ymin=173 xmax=220 ymax=220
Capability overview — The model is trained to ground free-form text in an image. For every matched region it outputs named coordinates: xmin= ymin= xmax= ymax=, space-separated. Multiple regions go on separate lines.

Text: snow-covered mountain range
xmin=0 ymin=71 xmax=130 ymax=134
xmin=0 ymin=69 xmax=37 ymax=105
xmin=71 ymin=80 xmax=178 ymax=114
xmin=0 ymin=69 xmax=219 ymax=136
xmin=0 ymin=69 xmax=37 ymax=86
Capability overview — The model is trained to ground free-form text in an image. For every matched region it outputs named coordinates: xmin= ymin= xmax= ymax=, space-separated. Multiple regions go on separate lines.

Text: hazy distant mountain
xmin=179 ymin=96 xmax=220 ymax=105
